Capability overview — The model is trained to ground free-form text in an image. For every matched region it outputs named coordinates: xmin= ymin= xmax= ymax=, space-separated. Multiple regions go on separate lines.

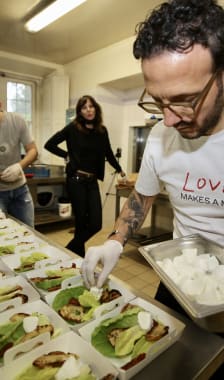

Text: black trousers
xmin=66 ymin=176 xmax=102 ymax=257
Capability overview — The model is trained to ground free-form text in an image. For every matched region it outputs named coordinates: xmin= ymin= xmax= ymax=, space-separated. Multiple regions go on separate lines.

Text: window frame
xmin=0 ymin=76 xmax=36 ymax=135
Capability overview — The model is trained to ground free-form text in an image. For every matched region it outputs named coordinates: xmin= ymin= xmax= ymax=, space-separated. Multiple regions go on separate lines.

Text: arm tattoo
xmin=121 ymin=190 xmax=153 ymax=239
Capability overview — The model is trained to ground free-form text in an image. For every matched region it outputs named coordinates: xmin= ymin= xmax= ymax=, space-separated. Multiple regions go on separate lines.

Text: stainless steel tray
xmin=139 ymin=234 xmax=224 ymax=332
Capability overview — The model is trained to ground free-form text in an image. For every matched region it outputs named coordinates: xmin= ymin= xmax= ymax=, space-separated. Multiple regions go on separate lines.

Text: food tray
xmin=1 ymin=244 xmax=71 ymax=275
xmin=0 ymin=275 xmax=40 ymax=313
xmin=0 ymin=218 xmax=19 ymax=231
xmin=0 ymin=259 xmax=15 ymax=279
xmin=0 ymin=298 xmax=70 ymax=366
xmin=1 ymin=331 xmax=118 ymax=379
xmin=79 ymin=297 xmax=185 ymax=380
xmin=45 ymin=276 xmax=135 ymax=330
xmin=0 ymin=232 xmax=44 ymax=257
xmin=139 ymin=234 xmax=224 ymax=332
xmin=24 ymin=258 xmax=83 ymax=297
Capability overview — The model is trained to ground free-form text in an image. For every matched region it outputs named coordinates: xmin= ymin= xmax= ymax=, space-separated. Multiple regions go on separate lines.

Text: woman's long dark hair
xmin=74 ymin=95 xmax=104 ymax=133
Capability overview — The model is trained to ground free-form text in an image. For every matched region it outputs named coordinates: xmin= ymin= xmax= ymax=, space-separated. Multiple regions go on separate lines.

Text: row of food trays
xmin=0 ymin=217 xmax=185 ymax=380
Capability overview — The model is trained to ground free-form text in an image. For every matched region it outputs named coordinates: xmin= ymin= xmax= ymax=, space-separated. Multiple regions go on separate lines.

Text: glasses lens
xmin=169 ymin=105 xmax=194 ymax=117
xmin=139 ymin=103 xmax=163 ymax=114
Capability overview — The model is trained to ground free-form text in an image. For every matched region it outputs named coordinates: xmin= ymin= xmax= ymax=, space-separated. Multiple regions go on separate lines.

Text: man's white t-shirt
xmin=135 ymin=121 xmax=224 ymax=246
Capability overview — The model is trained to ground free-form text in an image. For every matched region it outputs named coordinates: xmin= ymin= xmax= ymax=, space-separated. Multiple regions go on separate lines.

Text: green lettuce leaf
xmin=34 ymin=268 xmax=79 ymax=291
xmin=114 ymin=325 xmax=146 ymax=357
xmin=131 ymin=335 xmax=153 ymax=358
xmin=15 ymin=362 xmax=96 ymax=380
xmin=0 ymin=245 xmax=15 ymax=255
xmin=91 ymin=306 xmax=142 ymax=358
xmin=15 ymin=252 xmax=49 ymax=272
xmin=52 ymin=286 xmax=86 ymax=312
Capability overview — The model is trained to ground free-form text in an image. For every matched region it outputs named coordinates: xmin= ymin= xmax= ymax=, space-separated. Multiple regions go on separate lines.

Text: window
xmin=7 ymin=81 xmax=33 ymax=130
xmin=0 ymin=76 xmax=35 ymax=132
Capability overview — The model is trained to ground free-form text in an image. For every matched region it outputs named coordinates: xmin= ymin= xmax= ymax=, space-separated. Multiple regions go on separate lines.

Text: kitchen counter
xmin=34 ymin=226 xmax=224 ymax=379
xmin=4 ymin=217 xmax=224 ymax=379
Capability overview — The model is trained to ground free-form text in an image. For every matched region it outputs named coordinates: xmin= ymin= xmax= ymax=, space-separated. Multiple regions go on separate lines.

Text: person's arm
xmin=104 ymin=128 xmax=125 ymax=175
xmin=44 ymin=129 xmax=68 ymax=159
xmin=20 ymin=141 xmax=38 ymax=169
xmin=81 ymin=189 xmax=156 ymax=288
xmin=0 ymin=141 xmax=38 ymax=182
xmin=108 ymin=189 xmax=155 ymax=245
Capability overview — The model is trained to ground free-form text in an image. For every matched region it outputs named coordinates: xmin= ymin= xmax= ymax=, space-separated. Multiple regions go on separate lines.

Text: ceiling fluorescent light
xmin=25 ymin=0 xmax=86 ymax=33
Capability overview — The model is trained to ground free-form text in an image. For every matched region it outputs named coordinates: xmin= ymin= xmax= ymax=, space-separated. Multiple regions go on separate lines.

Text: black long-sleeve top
xmin=44 ymin=122 xmax=122 ymax=181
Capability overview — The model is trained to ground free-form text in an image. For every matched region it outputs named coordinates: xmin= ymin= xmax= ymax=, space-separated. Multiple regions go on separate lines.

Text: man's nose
xmin=163 ymin=107 xmax=182 ymax=127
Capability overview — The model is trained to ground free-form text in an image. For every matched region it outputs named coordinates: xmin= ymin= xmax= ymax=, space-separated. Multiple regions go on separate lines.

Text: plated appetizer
xmin=30 ymin=264 xmax=80 ymax=292
xmin=52 ymin=284 xmax=122 ymax=325
xmin=91 ymin=303 xmax=169 ymax=365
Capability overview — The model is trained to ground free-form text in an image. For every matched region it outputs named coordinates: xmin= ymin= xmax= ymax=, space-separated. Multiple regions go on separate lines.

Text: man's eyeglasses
xmin=138 ymin=71 xmax=218 ymax=118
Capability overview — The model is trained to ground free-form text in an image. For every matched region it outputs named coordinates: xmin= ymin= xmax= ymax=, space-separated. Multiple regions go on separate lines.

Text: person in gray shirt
xmin=0 ymin=103 xmax=38 ymax=227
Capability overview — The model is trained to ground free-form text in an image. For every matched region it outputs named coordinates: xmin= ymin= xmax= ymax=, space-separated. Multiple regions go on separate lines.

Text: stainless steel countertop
xmin=8 ymin=218 xmax=224 ymax=380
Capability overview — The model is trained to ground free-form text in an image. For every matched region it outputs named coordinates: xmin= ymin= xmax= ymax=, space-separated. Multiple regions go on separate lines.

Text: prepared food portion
xmin=79 ymin=297 xmax=185 ymax=379
xmin=29 ymin=263 xmax=81 ymax=293
xmin=91 ymin=303 xmax=169 ymax=361
xmin=0 ymin=312 xmax=54 ymax=364
xmin=157 ymin=248 xmax=224 ymax=305
xmin=3 ymin=331 xmax=118 ymax=380
xmin=52 ymin=285 xmax=122 ymax=325
xmin=14 ymin=252 xmax=50 ymax=273
xmin=14 ymin=350 xmax=98 ymax=380
xmin=0 ymin=276 xmax=40 ymax=312
xmin=0 ymin=284 xmax=28 ymax=304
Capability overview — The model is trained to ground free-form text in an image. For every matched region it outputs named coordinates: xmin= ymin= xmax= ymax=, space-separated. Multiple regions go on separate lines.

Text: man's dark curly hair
xmin=133 ymin=0 xmax=224 ymax=70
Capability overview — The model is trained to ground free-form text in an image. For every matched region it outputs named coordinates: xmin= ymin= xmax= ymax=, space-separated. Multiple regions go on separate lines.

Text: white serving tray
xmin=0 ymin=298 xmax=70 ymax=366
xmin=24 ymin=258 xmax=83 ymax=297
xmin=79 ymin=297 xmax=185 ymax=380
xmin=45 ymin=276 xmax=135 ymax=330
xmin=1 ymin=331 xmax=118 ymax=380
xmin=0 ymin=258 xmax=15 ymax=279
xmin=1 ymin=245 xmax=71 ymax=275
xmin=0 ymin=218 xmax=19 ymax=231
xmin=0 ymin=275 xmax=40 ymax=313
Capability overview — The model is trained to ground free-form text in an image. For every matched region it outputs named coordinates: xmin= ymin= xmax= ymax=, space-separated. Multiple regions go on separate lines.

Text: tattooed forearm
xmin=115 ymin=189 xmax=156 ymax=240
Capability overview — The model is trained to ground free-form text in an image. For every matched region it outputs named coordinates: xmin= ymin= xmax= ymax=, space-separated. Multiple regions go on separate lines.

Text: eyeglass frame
xmin=138 ymin=70 xmax=219 ymax=118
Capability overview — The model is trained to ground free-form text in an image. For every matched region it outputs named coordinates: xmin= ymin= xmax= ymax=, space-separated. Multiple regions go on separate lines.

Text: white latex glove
xmin=81 ymin=240 xmax=123 ymax=288
xmin=1 ymin=163 xmax=23 ymax=182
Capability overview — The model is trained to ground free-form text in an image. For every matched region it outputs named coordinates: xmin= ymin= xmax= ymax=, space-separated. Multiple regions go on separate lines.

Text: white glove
xmin=81 ymin=240 xmax=123 ymax=288
xmin=1 ymin=163 xmax=23 ymax=182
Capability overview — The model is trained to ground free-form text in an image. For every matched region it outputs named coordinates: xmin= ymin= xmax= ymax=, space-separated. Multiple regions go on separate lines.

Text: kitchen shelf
xmin=34 ymin=209 xmax=74 ymax=226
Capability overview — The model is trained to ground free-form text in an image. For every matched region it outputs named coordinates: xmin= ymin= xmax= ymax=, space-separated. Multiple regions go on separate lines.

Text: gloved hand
xmin=1 ymin=163 xmax=23 ymax=182
xmin=81 ymin=240 xmax=123 ymax=288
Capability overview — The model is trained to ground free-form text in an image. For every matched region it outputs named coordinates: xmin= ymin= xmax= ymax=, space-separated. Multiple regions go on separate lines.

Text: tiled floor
xmin=38 ymin=223 xmax=160 ymax=300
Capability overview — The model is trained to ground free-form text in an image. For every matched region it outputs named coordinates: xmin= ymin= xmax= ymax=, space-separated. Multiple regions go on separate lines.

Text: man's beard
xmin=174 ymin=75 xmax=224 ymax=139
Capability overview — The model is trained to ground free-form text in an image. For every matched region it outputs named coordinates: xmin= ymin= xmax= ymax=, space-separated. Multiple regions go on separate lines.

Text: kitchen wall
xmin=63 ymin=36 xmax=147 ymax=174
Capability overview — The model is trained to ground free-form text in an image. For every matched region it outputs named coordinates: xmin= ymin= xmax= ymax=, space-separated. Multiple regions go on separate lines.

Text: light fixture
xmin=25 ymin=0 xmax=86 ymax=33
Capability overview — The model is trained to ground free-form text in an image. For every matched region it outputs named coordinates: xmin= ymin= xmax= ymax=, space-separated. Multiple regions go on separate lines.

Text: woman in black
xmin=44 ymin=95 xmax=125 ymax=257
